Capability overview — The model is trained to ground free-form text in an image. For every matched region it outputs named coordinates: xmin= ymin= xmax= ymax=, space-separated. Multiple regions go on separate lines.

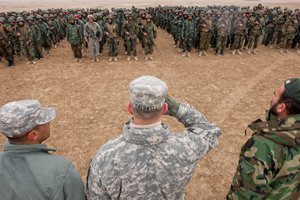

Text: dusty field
xmin=1 ymin=1 xmax=300 ymax=199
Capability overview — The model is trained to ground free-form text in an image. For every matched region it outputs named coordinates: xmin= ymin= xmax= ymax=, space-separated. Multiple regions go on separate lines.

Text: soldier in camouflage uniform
xmin=84 ymin=15 xmax=102 ymax=62
xmin=141 ymin=15 xmax=157 ymax=61
xmin=16 ymin=17 xmax=35 ymax=64
xmin=215 ymin=11 xmax=230 ymax=56
xmin=0 ymin=17 xmax=15 ymax=66
xmin=280 ymin=12 xmax=298 ymax=53
xmin=228 ymin=78 xmax=300 ymax=200
xmin=104 ymin=15 xmax=119 ymax=62
xmin=27 ymin=15 xmax=43 ymax=60
xmin=247 ymin=10 xmax=264 ymax=54
xmin=86 ymin=75 xmax=221 ymax=199
xmin=262 ymin=10 xmax=277 ymax=46
xmin=122 ymin=12 xmax=139 ymax=61
xmin=66 ymin=15 xmax=83 ymax=62
xmin=6 ymin=17 xmax=22 ymax=60
xmin=37 ymin=15 xmax=52 ymax=54
xmin=199 ymin=11 xmax=212 ymax=56
xmin=174 ymin=11 xmax=184 ymax=52
xmin=270 ymin=9 xmax=286 ymax=49
xmin=232 ymin=17 xmax=246 ymax=55
xmin=181 ymin=13 xmax=195 ymax=57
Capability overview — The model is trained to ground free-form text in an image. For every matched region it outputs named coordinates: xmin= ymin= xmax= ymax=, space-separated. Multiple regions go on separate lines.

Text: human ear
xmin=127 ymin=103 xmax=134 ymax=115
xmin=27 ymin=130 xmax=39 ymax=141
xmin=161 ymin=103 xmax=168 ymax=115
xmin=277 ymin=103 xmax=287 ymax=116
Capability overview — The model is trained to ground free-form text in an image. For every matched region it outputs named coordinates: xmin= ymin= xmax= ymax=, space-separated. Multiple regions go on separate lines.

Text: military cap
xmin=43 ymin=14 xmax=49 ymax=18
xmin=284 ymin=78 xmax=300 ymax=104
xmin=87 ymin=14 xmax=94 ymax=19
xmin=16 ymin=16 xmax=25 ymax=22
xmin=36 ymin=14 xmax=43 ymax=19
xmin=291 ymin=11 xmax=298 ymax=16
xmin=0 ymin=100 xmax=56 ymax=138
xmin=129 ymin=76 xmax=168 ymax=111
xmin=146 ymin=14 xmax=152 ymax=19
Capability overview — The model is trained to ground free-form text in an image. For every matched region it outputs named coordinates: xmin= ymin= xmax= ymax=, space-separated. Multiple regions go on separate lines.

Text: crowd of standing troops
xmin=0 ymin=4 xmax=300 ymax=67
xmin=151 ymin=4 xmax=300 ymax=57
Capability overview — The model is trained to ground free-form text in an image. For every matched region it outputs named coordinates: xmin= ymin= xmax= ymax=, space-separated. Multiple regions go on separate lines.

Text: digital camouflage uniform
xmin=86 ymin=76 xmax=221 ymax=199
xmin=67 ymin=23 xmax=83 ymax=59
xmin=84 ymin=20 xmax=102 ymax=60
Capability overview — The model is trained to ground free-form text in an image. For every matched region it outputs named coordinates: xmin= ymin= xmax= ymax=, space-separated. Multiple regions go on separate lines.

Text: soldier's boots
xmin=202 ymin=51 xmax=207 ymax=56
xmin=182 ymin=52 xmax=187 ymax=57
xmin=134 ymin=56 xmax=138 ymax=61
xmin=78 ymin=59 xmax=82 ymax=63
xmin=113 ymin=57 xmax=118 ymax=62
xmin=297 ymin=49 xmax=300 ymax=54
xmin=8 ymin=60 xmax=15 ymax=67
xmin=149 ymin=55 xmax=154 ymax=60
xmin=74 ymin=59 xmax=79 ymax=63
xmin=215 ymin=49 xmax=220 ymax=56
xmin=127 ymin=56 xmax=131 ymax=61
xmin=220 ymin=50 xmax=224 ymax=56
xmin=199 ymin=51 xmax=203 ymax=56
xmin=187 ymin=53 xmax=191 ymax=57
xmin=237 ymin=50 xmax=242 ymax=55
xmin=232 ymin=50 xmax=236 ymax=55
xmin=145 ymin=55 xmax=149 ymax=61
xmin=109 ymin=57 xmax=113 ymax=62
xmin=253 ymin=49 xmax=258 ymax=55
xmin=26 ymin=61 xmax=36 ymax=65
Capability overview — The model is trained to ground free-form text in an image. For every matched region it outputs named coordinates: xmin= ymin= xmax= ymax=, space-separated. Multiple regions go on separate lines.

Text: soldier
xmin=280 ymin=12 xmax=298 ymax=53
xmin=262 ymin=10 xmax=277 ymax=46
xmin=27 ymin=15 xmax=43 ymax=60
xmin=84 ymin=15 xmax=102 ymax=62
xmin=16 ymin=16 xmax=35 ymax=64
xmin=270 ymin=9 xmax=286 ymax=49
xmin=215 ymin=11 xmax=230 ymax=56
xmin=6 ymin=17 xmax=22 ymax=60
xmin=141 ymin=14 xmax=157 ymax=61
xmin=174 ymin=10 xmax=184 ymax=52
xmin=36 ymin=14 xmax=52 ymax=54
xmin=86 ymin=75 xmax=221 ymax=199
xmin=0 ymin=17 xmax=15 ymax=66
xmin=0 ymin=100 xmax=86 ymax=200
xmin=66 ymin=15 xmax=83 ymax=62
xmin=104 ymin=15 xmax=119 ymax=62
xmin=182 ymin=13 xmax=195 ymax=57
xmin=122 ymin=12 xmax=139 ymax=61
xmin=227 ymin=78 xmax=300 ymax=199
xmin=58 ymin=12 xmax=67 ymax=40
xmin=232 ymin=17 xmax=246 ymax=55
xmin=199 ymin=11 xmax=212 ymax=56
xmin=247 ymin=10 xmax=264 ymax=54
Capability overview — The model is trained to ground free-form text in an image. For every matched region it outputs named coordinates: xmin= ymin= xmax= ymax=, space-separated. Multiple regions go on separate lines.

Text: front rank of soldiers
xmin=1 ymin=4 xmax=300 ymax=66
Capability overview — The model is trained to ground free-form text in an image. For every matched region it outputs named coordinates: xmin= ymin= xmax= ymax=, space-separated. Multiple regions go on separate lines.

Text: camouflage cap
xmin=129 ymin=76 xmax=168 ymax=111
xmin=0 ymin=100 xmax=56 ymax=138
xmin=284 ymin=78 xmax=300 ymax=104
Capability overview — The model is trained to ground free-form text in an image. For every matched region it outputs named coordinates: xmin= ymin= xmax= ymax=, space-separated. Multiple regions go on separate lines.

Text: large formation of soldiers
xmin=0 ymin=4 xmax=300 ymax=67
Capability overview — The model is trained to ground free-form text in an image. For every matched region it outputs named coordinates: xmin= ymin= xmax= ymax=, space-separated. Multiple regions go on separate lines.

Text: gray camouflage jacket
xmin=0 ymin=142 xmax=86 ymax=200
xmin=86 ymin=103 xmax=221 ymax=200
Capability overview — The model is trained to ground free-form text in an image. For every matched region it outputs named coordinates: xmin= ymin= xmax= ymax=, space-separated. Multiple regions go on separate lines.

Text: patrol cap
xmin=129 ymin=76 xmax=168 ymax=111
xmin=0 ymin=100 xmax=56 ymax=138
xmin=284 ymin=78 xmax=300 ymax=104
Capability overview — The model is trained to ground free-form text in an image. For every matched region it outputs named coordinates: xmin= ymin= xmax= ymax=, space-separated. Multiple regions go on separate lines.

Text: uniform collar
xmin=3 ymin=142 xmax=56 ymax=153
xmin=123 ymin=119 xmax=170 ymax=145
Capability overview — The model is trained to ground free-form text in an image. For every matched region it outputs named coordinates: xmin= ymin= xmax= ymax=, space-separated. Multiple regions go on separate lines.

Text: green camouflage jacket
xmin=66 ymin=23 xmax=83 ymax=45
xmin=227 ymin=114 xmax=300 ymax=200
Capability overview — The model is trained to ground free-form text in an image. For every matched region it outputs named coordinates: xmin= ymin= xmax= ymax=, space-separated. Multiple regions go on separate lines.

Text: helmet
xmin=8 ymin=16 xmax=15 ymax=23
xmin=16 ymin=16 xmax=25 ymax=22
xmin=146 ymin=14 xmax=152 ymax=19
xmin=43 ymin=14 xmax=49 ymax=18
xmin=36 ymin=14 xmax=43 ymax=19
xmin=26 ymin=15 xmax=34 ymax=21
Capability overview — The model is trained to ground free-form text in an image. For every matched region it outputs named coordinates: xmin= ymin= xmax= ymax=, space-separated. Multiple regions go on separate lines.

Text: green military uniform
xmin=281 ymin=14 xmax=298 ymax=52
xmin=0 ymin=20 xmax=15 ymax=66
xmin=27 ymin=16 xmax=43 ymax=59
xmin=247 ymin=13 xmax=263 ymax=53
xmin=37 ymin=15 xmax=52 ymax=53
xmin=228 ymin=78 xmax=300 ymax=199
xmin=271 ymin=14 xmax=286 ymax=47
xmin=66 ymin=18 xmax=83 ymax=60
xmin=122 ymin=13 xmax=139 ymax=59
xmin=104 ymin=18 xmax=119 ymax=60
xmin=16 ymin=17 xmax=35 ymax=62
xmin=199 ymin=15 xmax=212 ymax=56
xmin=182 ymin=15 xmax=195 ymax=55
xmin=142 ymin=17 xmax=157 ymax=59
xmin=215 ymin=14 xmax=230 ymax=55
xmin=6 ymin=18 xmax=21 ymax=58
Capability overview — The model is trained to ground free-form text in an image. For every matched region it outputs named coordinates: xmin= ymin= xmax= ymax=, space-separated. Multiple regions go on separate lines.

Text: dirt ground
xmin=0 ymin=1 xmax=300 ymax=199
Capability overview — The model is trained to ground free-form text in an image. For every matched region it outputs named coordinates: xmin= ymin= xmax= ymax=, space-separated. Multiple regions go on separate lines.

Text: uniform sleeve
xmin=63 ymin=163 xmax=86 ymax=200
xmin=86 ymin=159 xmax=111 ymax=200
xmin=176 ymin=103 xmax=221 ymax=159
xmin=227 ymin=136 xmax=277 ymax=200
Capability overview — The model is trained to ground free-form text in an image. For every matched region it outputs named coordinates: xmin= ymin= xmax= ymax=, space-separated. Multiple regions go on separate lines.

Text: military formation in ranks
xmin=0 ymin=7 xmax=158 ymax=67
xmin=151 ymin=4 xmax=300 ymax=57
xmin=0 ymin=4 xmax=299 ymax=67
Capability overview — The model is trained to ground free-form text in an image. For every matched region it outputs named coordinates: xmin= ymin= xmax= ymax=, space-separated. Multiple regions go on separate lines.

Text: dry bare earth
xmin=0 ymin=27 xmax=300 ymax=199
